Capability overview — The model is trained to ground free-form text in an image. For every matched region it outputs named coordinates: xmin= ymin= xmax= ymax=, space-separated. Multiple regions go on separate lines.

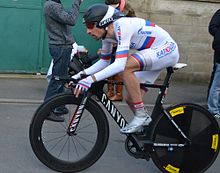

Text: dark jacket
xmin=44 ymin=0 xmax=81 ymax=45
xmin=209 ymin=9 xmax=220 ymax=52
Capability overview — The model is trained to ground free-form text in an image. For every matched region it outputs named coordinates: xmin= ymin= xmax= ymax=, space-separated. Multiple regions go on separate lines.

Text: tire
xmin=29 ymin=93 xmax=109 ymax=173
xmin=151 ymin=103 xmax=219 ymax=173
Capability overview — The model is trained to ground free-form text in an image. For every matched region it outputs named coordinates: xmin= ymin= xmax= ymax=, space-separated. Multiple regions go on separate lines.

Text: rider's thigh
xmin=125 ymin=55 xmax=141 ymax=72
xmin=134 ymin=70 xmax=161 ymax=84
xmin=147 ymin=41 xmax=179 ymax=70
xmin=131 ymin=41 xmax=179 ymax=71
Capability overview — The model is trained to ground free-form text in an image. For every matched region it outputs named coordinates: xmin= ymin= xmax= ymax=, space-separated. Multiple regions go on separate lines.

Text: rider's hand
xmin=71 ymin=71 xmax=85 ymax=80
xmin=74 ymin=76 xmax=94 ymax=98
xmin=68 ymin=70 xmax=85 ymax=88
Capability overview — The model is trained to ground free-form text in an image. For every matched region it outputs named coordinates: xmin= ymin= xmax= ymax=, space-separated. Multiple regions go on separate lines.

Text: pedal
xmin=125 ymin=136 xmax=151 ymax=161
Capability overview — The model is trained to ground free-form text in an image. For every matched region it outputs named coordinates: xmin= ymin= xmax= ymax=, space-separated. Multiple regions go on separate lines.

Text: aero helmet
xmin=83 ymin=4 xmax=124 ymax=29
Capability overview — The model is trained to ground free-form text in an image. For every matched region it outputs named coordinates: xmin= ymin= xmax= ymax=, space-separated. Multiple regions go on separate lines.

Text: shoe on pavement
xmin=213 ymin=114 xmax=220 ymax=119
xmin=46 ymin=112 xmax=65 ymax=122
xmin=53 ymin=106 xmax=69 ymax=115
xmin=120 ymin=115 xmax=152 ymax=134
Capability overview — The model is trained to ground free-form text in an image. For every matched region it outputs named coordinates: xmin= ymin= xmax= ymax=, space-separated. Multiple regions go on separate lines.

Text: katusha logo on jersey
xmin=156 ymin=42 xmax=176 ymax=59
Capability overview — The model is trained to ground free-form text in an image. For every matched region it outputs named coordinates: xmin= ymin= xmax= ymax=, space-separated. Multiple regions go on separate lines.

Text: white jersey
xmin=84 ymin=17 xmax=179 ymax=83
xmin=101 ymin=17 xmax=172 ymax=60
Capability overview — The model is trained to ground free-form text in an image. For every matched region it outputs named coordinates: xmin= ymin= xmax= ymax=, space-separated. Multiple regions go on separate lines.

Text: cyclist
xmin=72 ymin=4 xmax=179 ymax=133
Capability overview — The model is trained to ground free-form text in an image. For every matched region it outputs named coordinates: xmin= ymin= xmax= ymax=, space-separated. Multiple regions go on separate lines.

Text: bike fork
xmin=67 ymin=92 xmax=88 ymax=135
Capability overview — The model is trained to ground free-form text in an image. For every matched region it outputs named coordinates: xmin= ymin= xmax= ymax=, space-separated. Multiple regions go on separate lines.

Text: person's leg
xmin=107 ymin=76 xmax=114 ymax=98
xmin=207 ymin=52 xmax=217 ymax=100
xmin=45 ymin=46 xmax=71 ymax=122
xmin=121 ymin=41 xmax=179 ymax=133
xmin=125 ymin=88 xmax=147 ymax=113
xmin=44 ymin=46 xmax=62 ymax=102
xmin=44 ymin=46 xmax=71 ymax=102
xmin=123 ymin=58 xmax=142 ymax=102
xmin=208 ymin=63 xmax=220 ymax=117
xmin=120 ymin=56 xmax=152 ymax=133
xmin=110 ymin=73 xmax=123 ymax=101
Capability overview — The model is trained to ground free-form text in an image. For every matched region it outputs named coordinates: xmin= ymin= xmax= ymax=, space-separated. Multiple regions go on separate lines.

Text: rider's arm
xmin=84 ymin=54 xmax=111 ymax=75
xmin=93 ymin=55 xmax=128 ymax=81
xmin=47 ymin=0 xmax=82 ymax=26
xmin=83 ymin=41 xmax=113 ymax=75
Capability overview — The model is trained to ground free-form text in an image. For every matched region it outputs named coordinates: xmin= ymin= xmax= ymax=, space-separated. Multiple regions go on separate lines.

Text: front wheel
xmin=151 ymin=103 xmax=219 ymax=173
xmin=29 ymin=93 xmax=109 ymax=173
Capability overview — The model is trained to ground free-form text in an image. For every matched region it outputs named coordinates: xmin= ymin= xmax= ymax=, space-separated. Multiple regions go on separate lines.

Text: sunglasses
xmin=85 ymin=22 xmax=95 ymax=29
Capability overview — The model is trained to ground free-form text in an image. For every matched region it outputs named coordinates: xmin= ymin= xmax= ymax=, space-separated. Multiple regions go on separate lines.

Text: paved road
xmin=0 ymin=102 xmax=219 ymax=173
xmin=0 ymin=77 xmax=219 ymax=172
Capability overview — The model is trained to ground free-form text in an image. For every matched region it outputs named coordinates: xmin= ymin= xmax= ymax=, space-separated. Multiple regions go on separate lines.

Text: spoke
xmin=58 ymin=121 xmax=68 ymax=130
xmin=44 ymin=121 xmax=67 ymax=131
xmin=68 ymin=137 xmax=70 ymax=160
xmin=75 ymin=135 xmax=95 ymax=145
xmin=66 ymin=105 xmax=72 ymax=125
xmin=74 ymin=136 xmax=89 ymax=152
xmin=80 ymin=113 xmax=89 ymax=122
xmin=77 ymin=130 xmax=96 ymax=134
xmin=47 ymin=134 xmax=67 ymax=152
xmin=77 ymin=123 xmax=94 ymax=131
xmin=58 ymin=136 xmax=69 ymax=157
xmin=70 ymin=136 xmax=80 ymax=158
xmin=43 ymin=134 xmax=67 ymax=143
xmin=43 ymin=130 xmax=65 ymax=134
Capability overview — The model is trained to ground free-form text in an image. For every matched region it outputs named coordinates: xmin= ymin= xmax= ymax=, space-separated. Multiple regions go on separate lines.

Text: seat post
xmin=163 ymin=67 xmax=174 ymax=87
xmin=149 ymin=66 xmax=175 ymax=121
xmin=155 ymin=67 xmax=174 ymax=105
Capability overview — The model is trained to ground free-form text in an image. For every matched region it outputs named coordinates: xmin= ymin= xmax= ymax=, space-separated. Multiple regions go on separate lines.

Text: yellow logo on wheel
xmin=164 ymin=164 xmax=180 ymax=173
xmin=169 ymin=107 xmax=184 ymax=117
xmin=212 ymin=134 xmax=219 ymax=152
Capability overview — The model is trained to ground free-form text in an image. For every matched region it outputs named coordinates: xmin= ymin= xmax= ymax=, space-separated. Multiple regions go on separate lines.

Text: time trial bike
xmin=29 ymin=63 xmax=219 ymax=173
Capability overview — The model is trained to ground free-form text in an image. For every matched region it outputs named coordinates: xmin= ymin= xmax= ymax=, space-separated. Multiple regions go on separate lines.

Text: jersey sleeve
xmin=83 ymin=40 xmax=113 ymax=75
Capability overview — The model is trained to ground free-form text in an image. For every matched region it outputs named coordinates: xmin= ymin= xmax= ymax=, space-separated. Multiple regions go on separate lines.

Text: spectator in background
xmin=105 ymin=0 xmax=136 ymax=101
xmin=44 ymin=0 xmax=82 ymax=122
xmin=208 ymin=9 xmax=220 ymax=119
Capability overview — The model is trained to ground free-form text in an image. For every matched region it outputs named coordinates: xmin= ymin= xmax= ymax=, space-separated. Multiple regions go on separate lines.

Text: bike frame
xmin=67 ymin=67 xmax=190 ymax=148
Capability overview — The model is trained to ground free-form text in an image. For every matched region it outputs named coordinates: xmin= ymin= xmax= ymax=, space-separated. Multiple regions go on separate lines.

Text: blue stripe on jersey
xmin=101 ymin=53 xmax=112 ymax=60
xmin=132 ymin=53 xmax=144 ymax=70
xmin=138 ymin=36 xmax=155 ymax=50
xmin=116 ymin=50 xmax=129 ymax=58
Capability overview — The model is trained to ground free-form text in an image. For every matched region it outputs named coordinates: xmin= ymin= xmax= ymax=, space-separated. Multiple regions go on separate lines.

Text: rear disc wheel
xmin=151 ymin=103 xmax=219 ymax=173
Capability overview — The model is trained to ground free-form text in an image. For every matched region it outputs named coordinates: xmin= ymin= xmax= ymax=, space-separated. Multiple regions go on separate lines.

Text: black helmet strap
xmin=102 ymin=28 xmax=108 ymax=40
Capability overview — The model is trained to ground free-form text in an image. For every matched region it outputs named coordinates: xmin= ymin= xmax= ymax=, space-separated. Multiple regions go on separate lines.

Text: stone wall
xmin=127 ymin=0 xmax=220 ymax=82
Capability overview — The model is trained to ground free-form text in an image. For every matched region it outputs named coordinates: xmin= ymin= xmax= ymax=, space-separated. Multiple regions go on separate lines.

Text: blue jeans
xmin=44 ymin=45 xmax=72 ymax=102
xmin=208 ymin=63 xmax=220 ymax=115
